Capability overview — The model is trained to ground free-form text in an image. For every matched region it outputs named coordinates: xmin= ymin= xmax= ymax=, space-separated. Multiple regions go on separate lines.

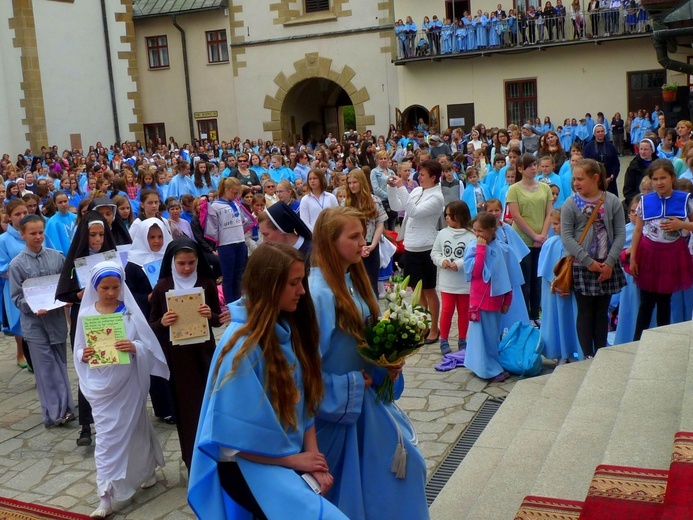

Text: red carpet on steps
xmin=579 ymin=464 xmax=668 ymax=519
xmin=514 ymin=495 xmax=583 ymax=519
xmin=662 ymin=431 xmax=693 ymax=520
xmin=0 ymin=496 xmax=91 ymax=520
xmin=515 ymin=430 xmax=693 ymax=520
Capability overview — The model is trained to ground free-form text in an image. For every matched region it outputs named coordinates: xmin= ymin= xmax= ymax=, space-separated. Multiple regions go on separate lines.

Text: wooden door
xmin=429 ymin=105 xmax=440 ymax=132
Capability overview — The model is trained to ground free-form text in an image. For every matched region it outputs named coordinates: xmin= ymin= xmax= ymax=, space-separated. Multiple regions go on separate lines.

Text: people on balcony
xmin=395 ymin=0 xmax=650 ymax=59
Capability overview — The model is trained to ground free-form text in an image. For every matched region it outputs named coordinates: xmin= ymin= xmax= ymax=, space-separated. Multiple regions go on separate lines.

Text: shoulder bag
xmin=552 ymin=195 xmax=604 ymax=296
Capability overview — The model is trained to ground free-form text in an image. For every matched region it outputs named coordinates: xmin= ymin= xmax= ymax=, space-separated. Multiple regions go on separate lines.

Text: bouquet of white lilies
xmin=359 ymin=276 xmax=430 ymax=403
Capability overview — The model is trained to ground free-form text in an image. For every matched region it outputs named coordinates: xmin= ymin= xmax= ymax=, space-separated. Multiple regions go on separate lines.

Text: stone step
xmin=679 ymin=322 xmax=693 ymax=432
xmin=530 ymin=343 xmax=638 ymax=501
xmin=463 ymin=360 xmax=591 ymax=519
xmin=601 ymin=322 xmax=692 ymax=470
xmin=428 ymin=375 xmax=550 ymax=520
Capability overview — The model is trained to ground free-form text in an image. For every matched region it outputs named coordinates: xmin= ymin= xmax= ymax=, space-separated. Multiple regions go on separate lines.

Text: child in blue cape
xmin=462 ymin=167 xmax=491 ymax=217
xmin=559 ymin=150 xmax=582 ymax=200
xmin=497 ymin=167 xmax=516 ymax=208
xmin=455 ymin=20 xmax=467 ymax=52
xmin=189 ymin=243 xmax=346 ymax=520
xmin=308 ymin=207 xmax=429 ymax=520
xmin=483 ymin=154 xmax=506 ymax=197
xmin=441 ymin=18 xmax=454 ymax=53
xmin=536 ymin=156 xmax=566 ymax=207
xmin=559 ymin=121 xmax=574 ymax=152
xmin=486 ymin=198 xmax=530 ymax=331
xmin=538 ymin=210 xmax=582 ymax=362
xmin=463 ymin=211 xmax=524 ymax=382
xmin=574 ymin=119 xmax=590 ymax=145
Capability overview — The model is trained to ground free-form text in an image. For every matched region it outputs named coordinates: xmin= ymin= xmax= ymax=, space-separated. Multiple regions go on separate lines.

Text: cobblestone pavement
xmin=0 ymin=320 xmax=531 ymax=519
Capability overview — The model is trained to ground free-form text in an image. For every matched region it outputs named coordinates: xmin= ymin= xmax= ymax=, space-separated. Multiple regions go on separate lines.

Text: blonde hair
xmin=311 ymin=207 xmax=379 ymax=346
xmin=344 ymin=169 xmax=378 ymax=220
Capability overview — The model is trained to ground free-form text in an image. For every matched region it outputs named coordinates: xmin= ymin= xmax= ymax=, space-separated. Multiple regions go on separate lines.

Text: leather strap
xmin=576 ymin=194 xmax=604 ymax=245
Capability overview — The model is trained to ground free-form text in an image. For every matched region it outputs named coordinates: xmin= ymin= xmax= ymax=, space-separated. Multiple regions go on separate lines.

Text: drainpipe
xmin=652 ymin=26 xmax=693 ymax=75
xmin=100 ymin=0 xmax=120 ymax=142
xmin=172 ymin=15 xmax=195 ymax=142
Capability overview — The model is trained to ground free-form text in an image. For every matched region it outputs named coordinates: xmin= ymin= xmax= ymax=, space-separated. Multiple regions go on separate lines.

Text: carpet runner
xmin=515 ymin=431 xmax=693 ymax=520
xmin=514 ymin=495 xmax=583 ymax=519
xmin=0 ymin=496 xmax=91 ymax=520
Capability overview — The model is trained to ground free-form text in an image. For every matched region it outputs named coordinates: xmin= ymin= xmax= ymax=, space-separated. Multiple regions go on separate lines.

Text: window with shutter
xmin=305 ymin=0 xmax=330 ymax=13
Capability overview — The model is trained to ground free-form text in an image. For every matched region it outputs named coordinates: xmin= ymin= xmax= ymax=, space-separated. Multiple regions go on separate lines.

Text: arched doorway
xmin=281 ymin=78 xmax=353 ymax=144
xmin=396 ymin=104 xmax=441 ymax=135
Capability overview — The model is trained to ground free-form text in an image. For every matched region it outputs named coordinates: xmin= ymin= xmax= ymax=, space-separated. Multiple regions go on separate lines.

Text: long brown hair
xmin=212 ymin=243 xmax=322 ymax=430
xmin=311 ymin=207 xmax=379 ymax=346
xmin=344 ymin=169 xmax=378 ymax=220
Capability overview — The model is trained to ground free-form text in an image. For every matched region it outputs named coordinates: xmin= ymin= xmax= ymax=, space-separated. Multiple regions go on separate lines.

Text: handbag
xmin=552 ymin=195 xmax=604 ymax=296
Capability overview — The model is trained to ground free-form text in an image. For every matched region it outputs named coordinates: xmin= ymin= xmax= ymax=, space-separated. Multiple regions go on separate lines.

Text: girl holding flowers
xmin=308 ymin=206 xmax=429 ymax=520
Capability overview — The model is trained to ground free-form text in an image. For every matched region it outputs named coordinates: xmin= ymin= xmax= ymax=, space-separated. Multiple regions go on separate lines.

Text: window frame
xmin=505 ymin=78 xmax=538 ymax=128
xmin=146 ymin=35 xmax=169 ymax=70
xmin=206 ymin=29 xmax=229 ymax=64
xmin=305 ymin=0 xmax=330 ymax=13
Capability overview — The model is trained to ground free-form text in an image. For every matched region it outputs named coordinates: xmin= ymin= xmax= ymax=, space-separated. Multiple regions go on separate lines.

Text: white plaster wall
xmin=33 ymin=0 xmax=116 ymax=149
xmin=236 ymin=31 xmax=396 ymax=140
xmin=396 ymin=38 xmax=665 ymax=129
xmin=135 ymin=11 xmax=239 ymax=145
xmin=107 ymin=0 xmax=139 ymax=142
xmin=239 ymin=0 xmax=385 ymax=42
xmin=0 ymin=2 xmax=30 ymax=154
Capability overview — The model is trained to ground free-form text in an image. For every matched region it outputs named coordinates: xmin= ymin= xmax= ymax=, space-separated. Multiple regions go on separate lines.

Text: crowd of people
xmin=1 ymin=101 xmax=692 ymax=518
xmin=395 ymin=0 xmax=651 ymax=58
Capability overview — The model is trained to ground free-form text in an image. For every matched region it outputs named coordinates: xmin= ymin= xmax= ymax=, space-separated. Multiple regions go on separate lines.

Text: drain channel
xmin=425 ymin=397 xmax=505 ymax=506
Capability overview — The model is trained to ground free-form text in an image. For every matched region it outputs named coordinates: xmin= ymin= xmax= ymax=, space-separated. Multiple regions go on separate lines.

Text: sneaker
xmin=440 ymin=339 xmax=452 ymax=355
xmin=77 ymin=429 xmax=92 ymax=447
xmin=458 ymin=338 xmax=467 ymax=351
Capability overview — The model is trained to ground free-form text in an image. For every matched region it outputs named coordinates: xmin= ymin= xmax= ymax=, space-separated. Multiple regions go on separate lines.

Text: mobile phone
xmin=300 ymin=473 xmax=322 ymax=494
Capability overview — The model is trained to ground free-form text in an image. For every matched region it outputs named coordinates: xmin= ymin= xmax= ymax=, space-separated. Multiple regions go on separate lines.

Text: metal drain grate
xmin=425 ymin=397 xmax=505 ymax=506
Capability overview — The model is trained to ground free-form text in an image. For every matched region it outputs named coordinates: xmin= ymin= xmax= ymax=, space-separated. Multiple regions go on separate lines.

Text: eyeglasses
xmin=276 ymin=189 xmax=288 ymax=194
xmin=238 ymin=159 xmax=248 ymax=162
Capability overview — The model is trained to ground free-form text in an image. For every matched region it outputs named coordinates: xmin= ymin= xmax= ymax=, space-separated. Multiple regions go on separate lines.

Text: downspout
xmin=172 ymin=15 xmax=195 ymax=142
xmin=100 ymin=0 xmax=120 ymax=142
xmin=652 ymin=26 xmax=693 ymax=74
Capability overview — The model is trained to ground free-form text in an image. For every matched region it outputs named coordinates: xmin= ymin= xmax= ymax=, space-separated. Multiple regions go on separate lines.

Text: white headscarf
xmin=127 ymin=218 xmax=172 ymax=267
xmin=171 ymin=253 xmax=198 ymax=290
xmin=76 ymin=260 xmax=169 ymax=382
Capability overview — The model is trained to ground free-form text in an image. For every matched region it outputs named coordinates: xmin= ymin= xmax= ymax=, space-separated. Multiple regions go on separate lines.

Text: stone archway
xmin=263 ymin=52 xmax=374 ymax=144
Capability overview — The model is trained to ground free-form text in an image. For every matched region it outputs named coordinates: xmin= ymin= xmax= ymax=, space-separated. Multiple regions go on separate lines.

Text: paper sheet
xmin=22 ymin=275 xmax=65 ymax=314
xmin=74 ymin=250 xmax=121 ymax=289
xmin=82 ymin=313 xmax=130 ymax=368
xmin=166 ymin=287 xmax=209 ymax=346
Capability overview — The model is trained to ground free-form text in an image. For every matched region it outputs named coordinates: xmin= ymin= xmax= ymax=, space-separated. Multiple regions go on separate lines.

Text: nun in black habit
xmin=148 ymin=237 xmax=229 ymax=470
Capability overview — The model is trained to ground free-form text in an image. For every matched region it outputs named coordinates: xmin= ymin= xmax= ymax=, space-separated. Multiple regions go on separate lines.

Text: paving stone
xmin=125 ymin=487 xmax=188 ymax=520
xmin=408 ymin=410 xmax=445 ymax=422
xmin=427 ymin=395 xmax=464 ymax=411
xmin=48 ymin=495 xmax=79 ymax=509
xmin=3 ymin=458 xmax=52 ymax=490
xmin=440 ymin=409 xmax=476 ymax=424
xmin=66 ymin=482 xmax=95 ymax=498
xmin=34 ymin=471 xmax=90 ymax=495
xmin=397 ymin=396 xmax=427 ymax=410
xmin=463 ymin=393 xmax=488 ymax=412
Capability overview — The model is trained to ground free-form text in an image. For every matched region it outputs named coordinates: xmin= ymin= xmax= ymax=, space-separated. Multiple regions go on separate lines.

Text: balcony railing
xmin=394 ymin=7 xmax=651 ymax=62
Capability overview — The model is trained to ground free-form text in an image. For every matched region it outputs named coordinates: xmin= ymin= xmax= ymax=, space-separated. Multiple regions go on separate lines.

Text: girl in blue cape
xmin=536 ymin=156 xmax=566 ymax=208
xmin=308 ymin=207 xmax=429 ymax=520
xmin=44 ymin=192 xmax=76 ymax=256
xmin=461 ymin=167 xmax=491 ymax=218
xmin=0 ymin=199 xmax=55 ymax=369
xmin=485 ymin=199 xmax=530 ymax=331
xmin=455 ymin=20 xmax=467 ymax=52
xmin=189 ymin=243 xmax=346 ymax=520
xmin=441 ymin=18 xmax=454 ymax=53
xmin=538 ymin=210 xmax=582 ymax=362
xmin=613 ymin=195 xmax=657 ymax=344
xmin=463 ymin=211 xmax=524 ymax=382
xmin=574 ymin=120 xmax=590 ymax=144
xmin=559 ymin=121 xmax=574 ymax=152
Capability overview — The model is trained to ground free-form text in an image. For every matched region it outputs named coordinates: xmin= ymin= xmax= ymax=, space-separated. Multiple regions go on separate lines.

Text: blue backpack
xmin=498 ymin=322 xmax=544 ymax=378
